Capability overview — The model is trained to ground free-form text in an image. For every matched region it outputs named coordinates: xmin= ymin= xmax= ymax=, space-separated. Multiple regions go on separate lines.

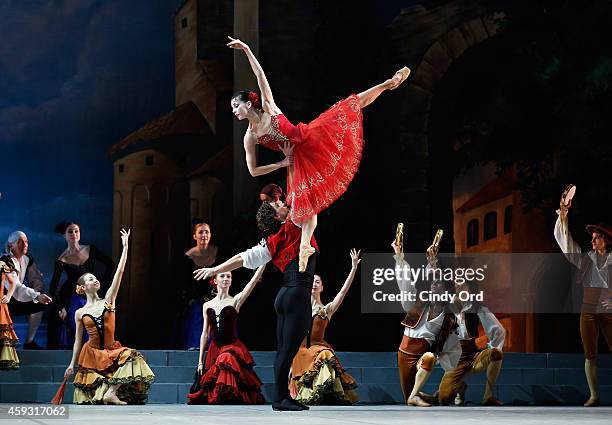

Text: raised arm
xmin=244 ymin=134 xmax=293 ymax=177
xmin=227 ymin=36 xmax=281 ymax=115
xmin=393 ymin=241 xmax=416 ymax=312
xmin=64 ymin=310 xmax=84 ymax=379
xmin=325 ymin=249 xmax=361 ymax=318
xmin=104 ymin=229 xmax=130 ymax=306
xmin=197 ymin=302 xmax=210 ymax=373
xmin=553 ymin=205 xmax=582 ymax=268
xmin=234 ymin=264 xmax=266 ymax=312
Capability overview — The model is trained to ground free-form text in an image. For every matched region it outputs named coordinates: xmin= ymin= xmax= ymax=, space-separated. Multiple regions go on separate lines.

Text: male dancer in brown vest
xmin=434 ymin=281 xmax=505 ymax=406
xmin=392 ymin=240 xmax=460 ymax=407
xmin=554 ymin=187 xmax=612 ymax=406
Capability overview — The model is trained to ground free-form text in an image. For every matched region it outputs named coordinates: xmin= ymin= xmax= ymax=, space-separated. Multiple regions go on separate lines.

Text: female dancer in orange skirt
xmin=63 ymin=229 xmax=155 ymax=404
xmin=289 ymin=249 xmax=361 ymax=404
xmin=229 ymin=36 xmax=410 ymax=271
xmin=0 ymin=259 xmax=19 ymax=370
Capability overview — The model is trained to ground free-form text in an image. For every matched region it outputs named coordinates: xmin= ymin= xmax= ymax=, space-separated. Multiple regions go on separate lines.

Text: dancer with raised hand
xmin=187 ymin=265 xmax=266 ymax=404
xmin=392 ymin=235 xmax=460 ymax=407
xmin=553 ymin=185 xmax=612 ymax=407
xmin=194 ymin=193 xmax=318 ymax=411
xmin=228 ymin=35 xmax=410 ymax=272
xmin=289 ymin=249 xmax=361 ymax=405
xmin=61 ymin=229 xmax=154 ymax=405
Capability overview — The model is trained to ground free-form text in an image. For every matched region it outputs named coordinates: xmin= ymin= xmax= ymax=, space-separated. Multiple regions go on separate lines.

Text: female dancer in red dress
xmin=229 ymin=36 xmax=410 ymax=271
xmin=187 ymin=266 xmax=267 ymax=404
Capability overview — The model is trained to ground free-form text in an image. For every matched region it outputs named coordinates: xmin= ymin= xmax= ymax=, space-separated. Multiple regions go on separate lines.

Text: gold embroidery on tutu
xmin=287 ymin=95 xmax=364 ymax=222
xmin=257 ymin=114 xmax=289 ymax=146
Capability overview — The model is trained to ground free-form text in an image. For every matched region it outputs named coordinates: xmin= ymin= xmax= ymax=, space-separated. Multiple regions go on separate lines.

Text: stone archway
xmin=387 ymin=1 xmax=508 ymax=247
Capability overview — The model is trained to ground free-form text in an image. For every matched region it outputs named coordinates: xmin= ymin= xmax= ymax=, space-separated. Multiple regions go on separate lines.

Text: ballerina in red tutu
xmin=228 ymin=35 xmax=410 ymax=272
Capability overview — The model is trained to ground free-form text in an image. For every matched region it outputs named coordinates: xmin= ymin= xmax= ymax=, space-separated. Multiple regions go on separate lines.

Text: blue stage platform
xmin=1 ymin=350 xmax=610 ymax=405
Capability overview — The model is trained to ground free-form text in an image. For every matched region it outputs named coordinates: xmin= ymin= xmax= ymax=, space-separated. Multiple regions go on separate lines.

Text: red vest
xmin=266 ymin=221 xmax=318 ymax=271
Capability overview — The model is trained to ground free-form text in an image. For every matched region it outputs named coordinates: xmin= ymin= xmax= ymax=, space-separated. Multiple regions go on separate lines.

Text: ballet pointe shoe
xmin=103 ymin=390 xmax=127 ymax=405
xmin=298 ymin=244 xmax=315 ymax=273
xmin=584 ymin=397 xmax=600 ymax=407
xmin=388 ymin=66 xmax=411 ymax=90
xmin=407 ymin=395 xmax=432 ymax=407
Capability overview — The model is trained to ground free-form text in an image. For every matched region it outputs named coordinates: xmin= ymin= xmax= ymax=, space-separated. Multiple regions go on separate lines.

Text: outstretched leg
xmin=357 ymin=66 xmax=411 ymax=108
xmin=298 ymin=215 xmax=317 ymax=273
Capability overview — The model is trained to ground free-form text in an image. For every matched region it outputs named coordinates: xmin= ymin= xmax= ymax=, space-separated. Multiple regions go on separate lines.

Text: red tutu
xmin=257 ymin=95 xmax=364 ymax=222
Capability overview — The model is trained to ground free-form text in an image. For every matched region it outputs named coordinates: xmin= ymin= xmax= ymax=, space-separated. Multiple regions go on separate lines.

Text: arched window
xmin=484 ymin=211 xmax=498 ymax=241
xmin=467 ymin=219 xmax=479 ymax=247
xmin=504 ymin=205 xmax=512 ymax=234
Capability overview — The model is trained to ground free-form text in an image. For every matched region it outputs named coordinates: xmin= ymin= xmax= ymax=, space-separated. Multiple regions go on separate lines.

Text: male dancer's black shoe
xmin=288 ymin=398 xmax=310 ymax=410
xmin=272 ymin=399 xmax=304 ymax=411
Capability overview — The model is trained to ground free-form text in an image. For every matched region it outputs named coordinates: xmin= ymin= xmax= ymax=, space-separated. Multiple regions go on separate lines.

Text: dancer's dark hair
xmin=54 ymin=221 xmax=79 ymax=235
xmin=256 ymin=202 xmax=281 ymax=237
xmin=232 ymin=90 xmax=262 ymax=110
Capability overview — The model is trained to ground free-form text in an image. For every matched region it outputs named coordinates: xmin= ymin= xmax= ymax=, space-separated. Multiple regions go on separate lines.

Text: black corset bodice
xmin=55 ymin=261 xmax=89 ymax=306
xmin=206 ymin=305 xmax=238 ymax=346
xmin=49 ymin=245 xmax=114 ymax=309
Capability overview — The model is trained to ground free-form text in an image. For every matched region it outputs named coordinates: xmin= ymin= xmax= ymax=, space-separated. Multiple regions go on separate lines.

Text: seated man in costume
xmin=2 ymin=231 xmax=52 ymax=349
xmin=422 ymin=280 xmax=505 ymax=406
xmin=392 ymin=233 xmax=460 ymax=407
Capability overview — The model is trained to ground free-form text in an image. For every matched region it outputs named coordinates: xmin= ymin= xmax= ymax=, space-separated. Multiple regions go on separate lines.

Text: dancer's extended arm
xmin=554 ymin=208 xmax=582 ymax=268
xmin=326 ymin=249 xmax=361 ymax=318
xmin=194 ymin=241 xmax=272 ymax=281
xmin=104 ymin=229 xmax=130 ymax=306
xmin=393 ymin=242 xmax=416 ymax=312
xmin=227 ymin=36 xmax=281 ymax=115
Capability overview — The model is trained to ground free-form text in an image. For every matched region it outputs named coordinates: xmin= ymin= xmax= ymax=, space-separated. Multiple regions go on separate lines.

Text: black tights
xmin=273 ymin=254 xmax=316 ymax=402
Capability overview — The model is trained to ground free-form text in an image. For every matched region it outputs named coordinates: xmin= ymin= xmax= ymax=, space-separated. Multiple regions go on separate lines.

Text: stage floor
xmin=2 ymin=405 xmax=611 ymax=424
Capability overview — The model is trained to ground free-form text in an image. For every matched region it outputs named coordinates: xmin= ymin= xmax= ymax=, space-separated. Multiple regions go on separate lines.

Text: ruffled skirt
xmin=73 ymin=345 xmax=154 ymax=404
xmin=0 ymin=305 xmax=19 ymax=370
xmin=290 ymin=342 xmax=358 ymax=405
xmin=187 ymin=338 xmax=264 ymax=404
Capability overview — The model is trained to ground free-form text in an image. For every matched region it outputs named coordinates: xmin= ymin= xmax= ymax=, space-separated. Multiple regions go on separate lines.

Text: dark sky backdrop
xmin=0 ymin=0 xmax=184 ymax=278
xmin=0 ymin=0 xmax=425 ymax=283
